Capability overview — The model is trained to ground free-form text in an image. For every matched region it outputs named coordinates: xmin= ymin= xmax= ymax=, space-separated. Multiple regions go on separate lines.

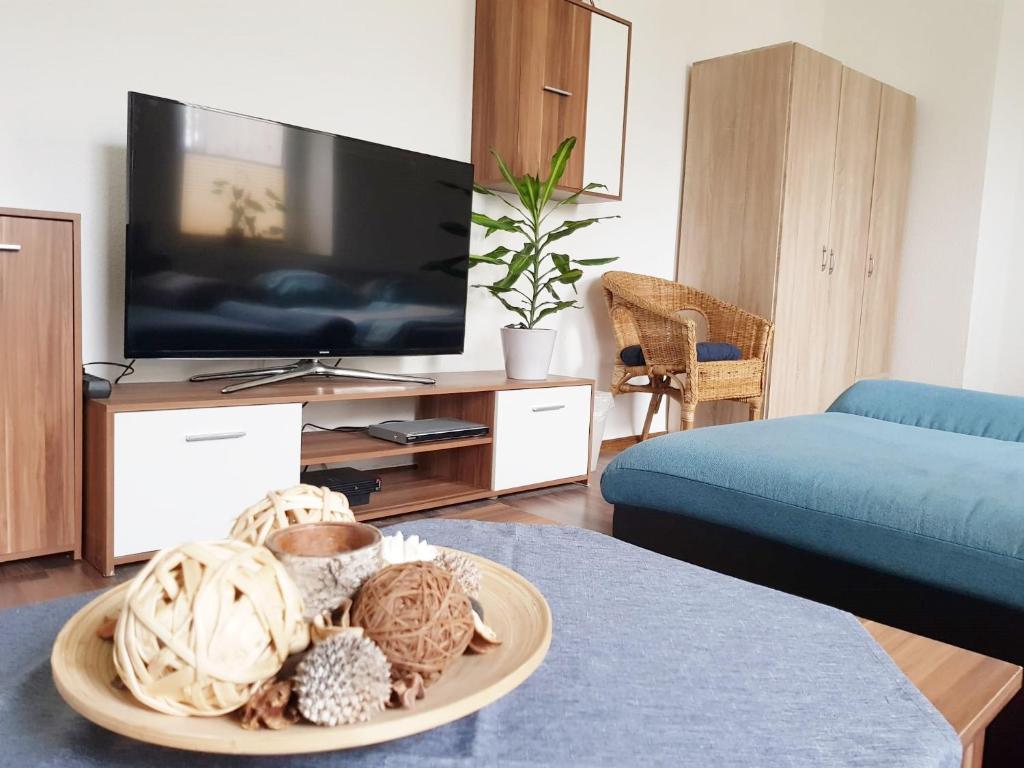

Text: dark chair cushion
xmin=620 ymin=342 xmax=742 ymax=366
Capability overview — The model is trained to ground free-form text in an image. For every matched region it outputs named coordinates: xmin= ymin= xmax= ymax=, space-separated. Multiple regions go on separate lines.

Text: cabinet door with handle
xmin=856 ymin=85 xmax=915 ymax=379
xmin=539 ymin=0 xmax=591 ymax=189
xmin=769 ymin=45 xmax=842 ymax=418
xmin=0 ymin=215 xmax=76 ymax=558
xmin=818 ymin=68 xmax=881 ymax=408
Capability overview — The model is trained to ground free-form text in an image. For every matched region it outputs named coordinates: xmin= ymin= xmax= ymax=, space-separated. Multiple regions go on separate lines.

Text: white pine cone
xmin=293 ymin=631 xmax=391 ymax=726
xmin=433 ymin=550 xmax=481 ymax=599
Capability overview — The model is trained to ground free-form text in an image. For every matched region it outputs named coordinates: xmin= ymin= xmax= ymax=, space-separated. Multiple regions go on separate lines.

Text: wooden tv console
xmin=84 ymin=371 xmax=595 ymax=575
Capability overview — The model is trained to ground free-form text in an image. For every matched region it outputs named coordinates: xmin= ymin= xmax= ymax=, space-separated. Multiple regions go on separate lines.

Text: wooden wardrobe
xmin=0 ymin=208 xmax=82 ymax=562
xmin=677 ymin=43 xmax=915 ymax=421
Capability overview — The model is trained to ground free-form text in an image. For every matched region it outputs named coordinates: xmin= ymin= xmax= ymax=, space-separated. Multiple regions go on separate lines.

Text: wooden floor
xmin=0 ymin=447 xmax=618 ymax=611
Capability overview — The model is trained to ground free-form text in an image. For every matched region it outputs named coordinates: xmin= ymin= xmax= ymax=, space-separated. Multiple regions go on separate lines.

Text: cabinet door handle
xmin=543 ymin=85 xmax=573 ymax=97
xmin=820 ymin=246 xmax=828 ymax=272
xmin=828 ymin=249 xmax=836 ymax=275
xmin=185 ymin=431 xmax=246 ymax=443
xmin=0 ymin=243 xmax=21 ymax=252
xmin=532 ymin=404 xmax=566 ymax=413
xmin=867 ymin=253 xmax=875 ymax=277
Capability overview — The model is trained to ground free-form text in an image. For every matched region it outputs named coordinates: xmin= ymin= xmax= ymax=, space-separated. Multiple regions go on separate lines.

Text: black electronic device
xmin=82 ymin=373 xmax=112 ymax=399
xmin=300 ymin=466 xmax=382 ymax=507
xmin=124 ymin=91 xmax=472 ymax=361
xmin=367 ymin=417 xmax=488 ymax=445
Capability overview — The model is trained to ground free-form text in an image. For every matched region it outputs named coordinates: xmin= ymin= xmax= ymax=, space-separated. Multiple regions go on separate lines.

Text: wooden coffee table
xmin=863 ymin=620 xmax=1020 ymax=768
xmin=454 ymin=506 xmax=1021 ymax=768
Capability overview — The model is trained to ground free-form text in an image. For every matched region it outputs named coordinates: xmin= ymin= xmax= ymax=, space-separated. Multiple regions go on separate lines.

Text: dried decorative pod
xmin=380 ymin=531 xmax=437 ymax=565
xmin=240 ymin=678 xmax=299 ymax=731
xmin=309 ymin=599 xmax=353 ymax=645
xmin=434 ymin=550 xmax=481 ymax=599
xmin=388 ymin=672 xmax=426 ymax=709
xmin=467 ymin=609 xmax=502 ymax=655
xmin=293 ymin=631 xmax=391 ymax=726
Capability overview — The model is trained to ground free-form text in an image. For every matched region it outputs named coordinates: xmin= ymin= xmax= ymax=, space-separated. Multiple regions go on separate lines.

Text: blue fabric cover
xmin=829 ymin=379 xmax=1024 ymax=443
xmin=602 ymin=411 xmax=1024 ymax=611
xmin=619 ymin=342 xmax=742 ymax=366
xmin=0 ymin=521 xmax=960 ymax=768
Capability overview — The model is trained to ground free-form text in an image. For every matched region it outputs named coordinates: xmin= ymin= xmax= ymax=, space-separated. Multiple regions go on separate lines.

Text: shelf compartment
xmin=351 ymin=467 xmax=494 ymax=521
xmin=301 ymin=430 xmax=492 ymax=465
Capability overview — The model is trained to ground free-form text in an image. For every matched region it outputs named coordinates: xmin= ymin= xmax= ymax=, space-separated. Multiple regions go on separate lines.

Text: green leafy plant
xmin=471 ymin=137 xmax=618 ymax=329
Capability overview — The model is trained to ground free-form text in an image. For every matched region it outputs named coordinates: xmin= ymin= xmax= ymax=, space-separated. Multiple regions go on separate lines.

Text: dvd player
xmin=367 ymin=417 xmax=489 ymax=445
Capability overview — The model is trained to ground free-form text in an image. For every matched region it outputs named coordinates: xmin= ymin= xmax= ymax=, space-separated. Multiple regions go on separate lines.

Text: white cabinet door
xmin=113 ymin=404 xmax=300 ymax=557
xmin=492 ymin=385 xmax=591 ymax=491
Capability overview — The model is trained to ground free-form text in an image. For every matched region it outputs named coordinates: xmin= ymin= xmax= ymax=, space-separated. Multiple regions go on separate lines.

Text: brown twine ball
xmin=351 ymin=562 xmax=474 ymax=684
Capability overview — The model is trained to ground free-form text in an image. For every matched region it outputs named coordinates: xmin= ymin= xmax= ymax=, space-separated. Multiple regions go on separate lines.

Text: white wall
xmin=0 ymin=1 xmax=1014 ymax=441
xmin=820 ymin=0 xmax=1004 ymax=388
xmin=964 ymin=0 xmax=1024 ymax=395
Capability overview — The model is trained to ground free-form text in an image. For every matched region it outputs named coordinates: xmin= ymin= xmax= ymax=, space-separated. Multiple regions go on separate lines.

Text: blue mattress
xmin=601 ymin=381 xmax=1024 ymax=611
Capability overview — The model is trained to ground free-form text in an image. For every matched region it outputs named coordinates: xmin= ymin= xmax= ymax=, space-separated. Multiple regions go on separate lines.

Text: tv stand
xmin=190 ymin=359 xmax=436 ymax=393
xmin=83 ymin=372 xmax=595 ymax=575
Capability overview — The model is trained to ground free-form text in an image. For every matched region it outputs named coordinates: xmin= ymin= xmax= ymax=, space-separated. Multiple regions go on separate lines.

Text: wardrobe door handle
xmin=828 ymin=249 xmax=836 ymax=275
xmin=820 ymin=246 xmax=828 ymax=272
xmin=543 ymin=85 xmax=573 ymax=97
xmin=867 ymin=253 xmax=875 ymax=277
xmin=0 ymin=243 xmax=21 ymax=252
xmin=185 ymin=431 xmax=246 ymax=443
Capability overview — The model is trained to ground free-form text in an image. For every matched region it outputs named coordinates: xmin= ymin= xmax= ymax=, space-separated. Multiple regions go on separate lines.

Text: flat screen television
xmin=124 ymin=92 xmax=472 ymax=359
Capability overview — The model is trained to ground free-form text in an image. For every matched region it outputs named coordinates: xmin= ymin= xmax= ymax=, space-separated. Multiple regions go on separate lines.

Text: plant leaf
xmin=487 ymin=288 xmax=530 ymax=324
xmin=535 ymin=300 xmax=580 ymax=324
xmin=491 ymin=247 xmax=534 ymax=290
xmin=472 ymin=183 xmax=494 ymax=196
xmin=540 ymin=137 xmax=576 ymax=208
xmin=557 ymin=182 xmax=608 ymax=207
xmin=471 ymin=212 xmax=525 ymax=237
xmin=244 ymin=198 xmax=266 ymax=212
xmin=520 ymin=174 xmax=541 ymax=215
xmin=554 ymin=268 xmax=584 ymax=285
xmin=542 ymin=216 xmax=618 ymax=246
xmin=573 ymin=256 xmax=619 ymax=266
xmin=469 ymin=245 xmax=513 ymax=267
xmin=550 ymin=253 xmax=571 ymax=274
xmin=490 ymin=149 xmax=531 ymax=203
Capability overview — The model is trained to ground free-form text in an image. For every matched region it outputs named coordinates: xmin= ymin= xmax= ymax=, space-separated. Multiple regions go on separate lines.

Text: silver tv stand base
xmin=189 ymin=359 xmax=436 ymax=394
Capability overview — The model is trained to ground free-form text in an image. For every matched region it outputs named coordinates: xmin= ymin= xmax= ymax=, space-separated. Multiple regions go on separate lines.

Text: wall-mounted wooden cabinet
xmin=472 ymin=0 xmax=631 ymax=202
xmin=677 ymin=43 xmax=915 ymax=422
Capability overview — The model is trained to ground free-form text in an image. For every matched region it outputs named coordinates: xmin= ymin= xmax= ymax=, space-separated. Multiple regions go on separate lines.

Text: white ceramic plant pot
xmin=501 ymin=327 xmax=557 ymax=380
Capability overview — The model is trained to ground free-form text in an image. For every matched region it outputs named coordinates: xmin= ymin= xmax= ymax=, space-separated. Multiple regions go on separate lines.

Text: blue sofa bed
xmin=602 ymin=379 xmax=1024 ymax=663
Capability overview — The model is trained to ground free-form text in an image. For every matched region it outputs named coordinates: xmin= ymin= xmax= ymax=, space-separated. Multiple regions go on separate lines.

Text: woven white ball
xmin=230 ymin=484 xmax=355 ymax=546
xmin=113 ymin=540 xmax=307 ymax=717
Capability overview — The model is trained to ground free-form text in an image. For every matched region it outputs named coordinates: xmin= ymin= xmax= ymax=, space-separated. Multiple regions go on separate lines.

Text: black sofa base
xmin=613 ymin=502 xmax=1024 ymax=666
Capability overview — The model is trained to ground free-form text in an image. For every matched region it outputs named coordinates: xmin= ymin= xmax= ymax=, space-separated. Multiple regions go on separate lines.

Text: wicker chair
xmin=602 ymin=271 xmax=774 ymax=437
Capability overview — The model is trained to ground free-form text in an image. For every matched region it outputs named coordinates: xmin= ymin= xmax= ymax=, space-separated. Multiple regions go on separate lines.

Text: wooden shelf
xmin=301 ymin=430 xmax=492 ymax=465
xmin=351 ymin=467 xmax=495 ymax=521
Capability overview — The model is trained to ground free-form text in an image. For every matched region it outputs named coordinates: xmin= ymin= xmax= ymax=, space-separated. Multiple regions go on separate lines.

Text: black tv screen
xmin=125 ymin=92 xmax=471 ymax=359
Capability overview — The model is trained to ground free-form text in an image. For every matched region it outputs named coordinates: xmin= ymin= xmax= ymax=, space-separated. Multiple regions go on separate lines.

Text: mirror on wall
xmin=583 ymin=8 xmax=630 ymax=199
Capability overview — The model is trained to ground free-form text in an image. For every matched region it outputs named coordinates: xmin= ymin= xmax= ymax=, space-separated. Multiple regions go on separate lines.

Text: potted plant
xmin=471 ymin=137 xmax=618 ymax=380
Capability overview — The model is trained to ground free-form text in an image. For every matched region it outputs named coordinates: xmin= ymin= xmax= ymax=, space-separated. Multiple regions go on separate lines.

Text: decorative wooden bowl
xmin=51 ymin=552 xmax=551 ymax=754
